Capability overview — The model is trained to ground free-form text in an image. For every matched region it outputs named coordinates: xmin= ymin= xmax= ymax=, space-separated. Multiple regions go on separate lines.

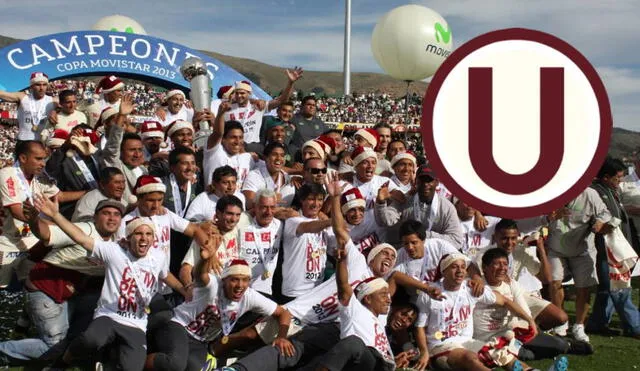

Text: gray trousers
xmin=67 ymin=316 xmax=146 ymax=371
xmin=151 ymin=321 xmax=208 ymax=371
xmin=314 ymin=335 xmax=393 ymax=371
xmin=232 ymin=322 xmax=340 ymax=371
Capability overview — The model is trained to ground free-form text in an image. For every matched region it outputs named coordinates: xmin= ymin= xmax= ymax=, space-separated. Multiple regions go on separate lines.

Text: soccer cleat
xmin=551 ymin=322 xmax=568 ymax=337
xmin=548 ymin=356 xmax=569 ymax=371
xmin=567 ymin=339 xmax=594 ymax=355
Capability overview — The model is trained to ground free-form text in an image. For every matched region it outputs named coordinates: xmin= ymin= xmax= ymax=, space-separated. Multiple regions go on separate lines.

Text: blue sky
xmin=0 ymin=0 xmax=639 ymax=130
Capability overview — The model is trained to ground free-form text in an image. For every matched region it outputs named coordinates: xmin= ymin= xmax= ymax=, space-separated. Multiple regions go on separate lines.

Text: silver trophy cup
xmin=180 ymin=57 xmax=212 ymax=147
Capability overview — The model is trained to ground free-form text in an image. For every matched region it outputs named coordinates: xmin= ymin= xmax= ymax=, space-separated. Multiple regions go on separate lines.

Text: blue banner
xmin=0 ymin=31 xmax=271 ymax=100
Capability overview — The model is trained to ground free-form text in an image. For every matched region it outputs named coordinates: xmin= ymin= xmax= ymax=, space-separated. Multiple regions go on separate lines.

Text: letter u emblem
xmin=468 ymin=67 xmax=565 ymax=195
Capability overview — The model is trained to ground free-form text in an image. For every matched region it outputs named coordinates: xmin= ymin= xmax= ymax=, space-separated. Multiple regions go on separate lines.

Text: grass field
xmin=3 ymin=285 xmax=640 ymax=370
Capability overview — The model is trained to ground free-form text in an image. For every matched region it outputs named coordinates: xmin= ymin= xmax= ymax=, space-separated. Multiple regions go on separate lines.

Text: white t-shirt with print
xmin=473 ymin=280 xmax=531 ymax=341
xmin=459 ymin=216 xmax=500 ymax=257
xmin=415 ymin=280 xmax=496 ymax=350
xmin=340 ymin=295 xmax=395 ymax=366
xmin=285 ymin=240 xmax=371 ymax=324
xmin=238 ymin=218 xmax=282 ymax=295
xmin=172 ymin=274 xmax=277 ymax=342
xmin=393 ymin=238 xmax=459 ymax=283
xmin=153 ymin=105 xmax=194 ymax=128
xmin=17 ymin=94 xmax=55 ymax=141
xmin=203 ymin=143 xmax=254 ymax=188
xmin=224 ymin=102 xmax=267 ymax=144
xmin=281 ymin=216 xmax=329 ymax=297
xmin=352 ymin=175 xmax=398 ymax=210
xmin=92 ymin=240 xmax=168 ymax=331
xmin=241 ymin=167 xmax=296 ymax=207
xmin=55 ymin=110 xmax=87 ymax=132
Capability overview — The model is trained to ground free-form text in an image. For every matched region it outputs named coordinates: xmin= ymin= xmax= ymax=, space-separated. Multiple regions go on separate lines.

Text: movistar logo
xmin=111 ymin=27 xmax=135 ymax=34
xmin=434 ymin=23 xmax=451 ymax=44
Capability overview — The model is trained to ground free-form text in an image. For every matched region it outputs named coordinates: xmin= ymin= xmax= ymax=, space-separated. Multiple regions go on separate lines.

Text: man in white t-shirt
xmin=472 ymin=219 xmax=569 ymax=332
xmin=50 ymin=89 xmax=87 ymax=133
xmin=152 ymin=89 xmax=194 ymax=127
xmin=32 ymin=196 xmax=188 ymax=371
xmin=225 ymin=68 xmax=302 ymax=150
xmin=456 ymin=200 xmax=500 ymax=257
xmin=239 ymin=189 xmax=283 ymax=296
xmin=336 ymin=187 xmax=386 ymax=254
xmin=316 ymin=254 xmax=395 ymax=370
xmin=0 ymin=72 xmax=56 ymax=141
xmin=349 ymin=146 xmax=399 ymax=210
xmin=242 ymin=142 xmax=295 ymax=211
xmin=204 ymin=104 xmax=255 ymax=189
xmin=185 ymin=166 xmax=246 ymax=222
xmin=118 ymin=175 xmax=211 ymax=303
xmin=96 ymin=75 xmax=124 ymax=112
xmin=280 ymin=183 xmax=331 ymax=301
xmin=415 ymin=254 xmax=535 ymax=371
xmin=389 ymin=152 xmax=416 ymax=195
xmin=147 ymin=257 xmax=294 ymax=371
xmin=181 ymin=195 xmax=249 ymax=288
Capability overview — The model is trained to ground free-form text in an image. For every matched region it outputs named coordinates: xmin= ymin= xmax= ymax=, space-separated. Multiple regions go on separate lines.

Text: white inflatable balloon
xmin=372 ymin=5 xmax=452 ymax=81
xmin=92 ymin=15 xmax=147 ymax=35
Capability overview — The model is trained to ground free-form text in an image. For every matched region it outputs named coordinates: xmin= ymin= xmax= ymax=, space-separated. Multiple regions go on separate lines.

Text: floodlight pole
xmin=343 ymin=0 xmax=352 ymax=96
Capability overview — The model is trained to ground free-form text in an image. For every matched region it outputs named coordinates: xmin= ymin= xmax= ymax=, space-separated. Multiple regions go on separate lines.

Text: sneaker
xmin=547 ymin=356 xmax=569 ymax=371
xmin=552 ymin=322 xmax=568 ymax=337
xmin=571 ymin=323 xmax=590 ymax=342
xmin=95 ymin=362 xmax=104 ymax=371
xmin=567 ymin=339 xmax=594 ymax=355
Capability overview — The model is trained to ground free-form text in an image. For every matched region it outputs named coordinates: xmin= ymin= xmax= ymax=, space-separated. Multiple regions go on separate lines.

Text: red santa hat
xmin=96 ymin=107 xmax=118 ymax=129
xmin=129 ymin=175 xmax=166 ymax=204
xmin=164 ymin=89 xmax=186 ymax=104
xmin=355 ymin=128 xmax=379 ymax=148
xmin=97 ymin=75 xmax=124 ymax=94
xmin=166 ymin=120 xmax=194 ymax=138
xmin=340 ymin=188 xmax=366 ymax=214
xmin=125 ymin=217 xmax=156 ymax=238
xmin=316 ymin=135 xmax=338 ymax=155
xmin=390 ymin=151 xmax=417 ymax=168
xmin=139 ymin=121 xmax=164 ymax=140
xmin=234 ymin=80 xmax=252 ymax=93
xmin=352 ymin=146 xmax=377 ymax=167
xmin=302 ymin=139 xmax=330 ymax=161
xmin=47 ymin=129 xmax=69 ymax=148
xmin=30 ymin=72 xmax=49 ymax=85
xmin=354 ymin=277 xmax=389 ymax=301
xmin=217 ymin=85 xmax=235 ymax=100
xmin=222 ymin=259 xmax=252 ymax=279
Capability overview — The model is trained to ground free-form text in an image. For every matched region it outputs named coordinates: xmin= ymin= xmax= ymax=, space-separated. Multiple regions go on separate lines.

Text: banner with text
xmin=0 ymin=31 xmax=271 ymax=100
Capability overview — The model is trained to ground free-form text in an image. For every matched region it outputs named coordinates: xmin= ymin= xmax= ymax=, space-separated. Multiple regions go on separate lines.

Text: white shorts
xmin=254 ymin=316 xmax=304 ymax=344
xmin=549 ymin=251 xmax=598 ymax=288
xmin=525 ymin=291 xmax=551 ymax=319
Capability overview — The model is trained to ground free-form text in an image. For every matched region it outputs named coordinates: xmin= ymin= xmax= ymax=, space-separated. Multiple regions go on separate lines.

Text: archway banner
xmin=0 ymin=30 xmax=271 ymax=100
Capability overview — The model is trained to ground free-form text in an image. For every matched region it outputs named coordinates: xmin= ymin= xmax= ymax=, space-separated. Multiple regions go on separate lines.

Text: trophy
xmin=180 ymin=57 xmax=212 ymax=148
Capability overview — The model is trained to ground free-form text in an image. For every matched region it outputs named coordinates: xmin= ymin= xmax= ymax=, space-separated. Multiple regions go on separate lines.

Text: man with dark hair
xmin=473 ymin=219 xmax=569 ymax=331
xmin=181 ymin=195 xmax=248 ymax=289
xmin=204 ymin=103 xmax=255 ymax=189
xmin=374 ymin=123 xmax=392 ymax=175
xmin=185 ymin=166 xmax=246 ymax=223
xmin=587 ymin=157 xmax=640 ymax=338
xmin=0 ymin=141 xmax=83 ymax=287
xmin=51 ymin=89 xmax=86 ymax=133
xmin=72 ymin=167 xmax=128 ymax=222
xmin=98 ymin=95 xmax=148 ymax=201
xmin=280 ymin=183 xmax=330 ymax=302
xmin=290 ymin=95 xmax=328 ymax=156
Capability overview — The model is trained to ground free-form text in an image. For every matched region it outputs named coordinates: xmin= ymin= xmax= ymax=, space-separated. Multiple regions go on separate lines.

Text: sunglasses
xmin=308 ymin=168 xmax=328 ymax=174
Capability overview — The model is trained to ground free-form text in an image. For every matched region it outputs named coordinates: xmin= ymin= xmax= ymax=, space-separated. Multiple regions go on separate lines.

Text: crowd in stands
xmin=0 ymin=70 xmax=637 ymax=371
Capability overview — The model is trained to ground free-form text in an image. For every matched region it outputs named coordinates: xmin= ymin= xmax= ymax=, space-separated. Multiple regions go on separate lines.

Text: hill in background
xmin=0 ymin=34 xmax=637 ymax=157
